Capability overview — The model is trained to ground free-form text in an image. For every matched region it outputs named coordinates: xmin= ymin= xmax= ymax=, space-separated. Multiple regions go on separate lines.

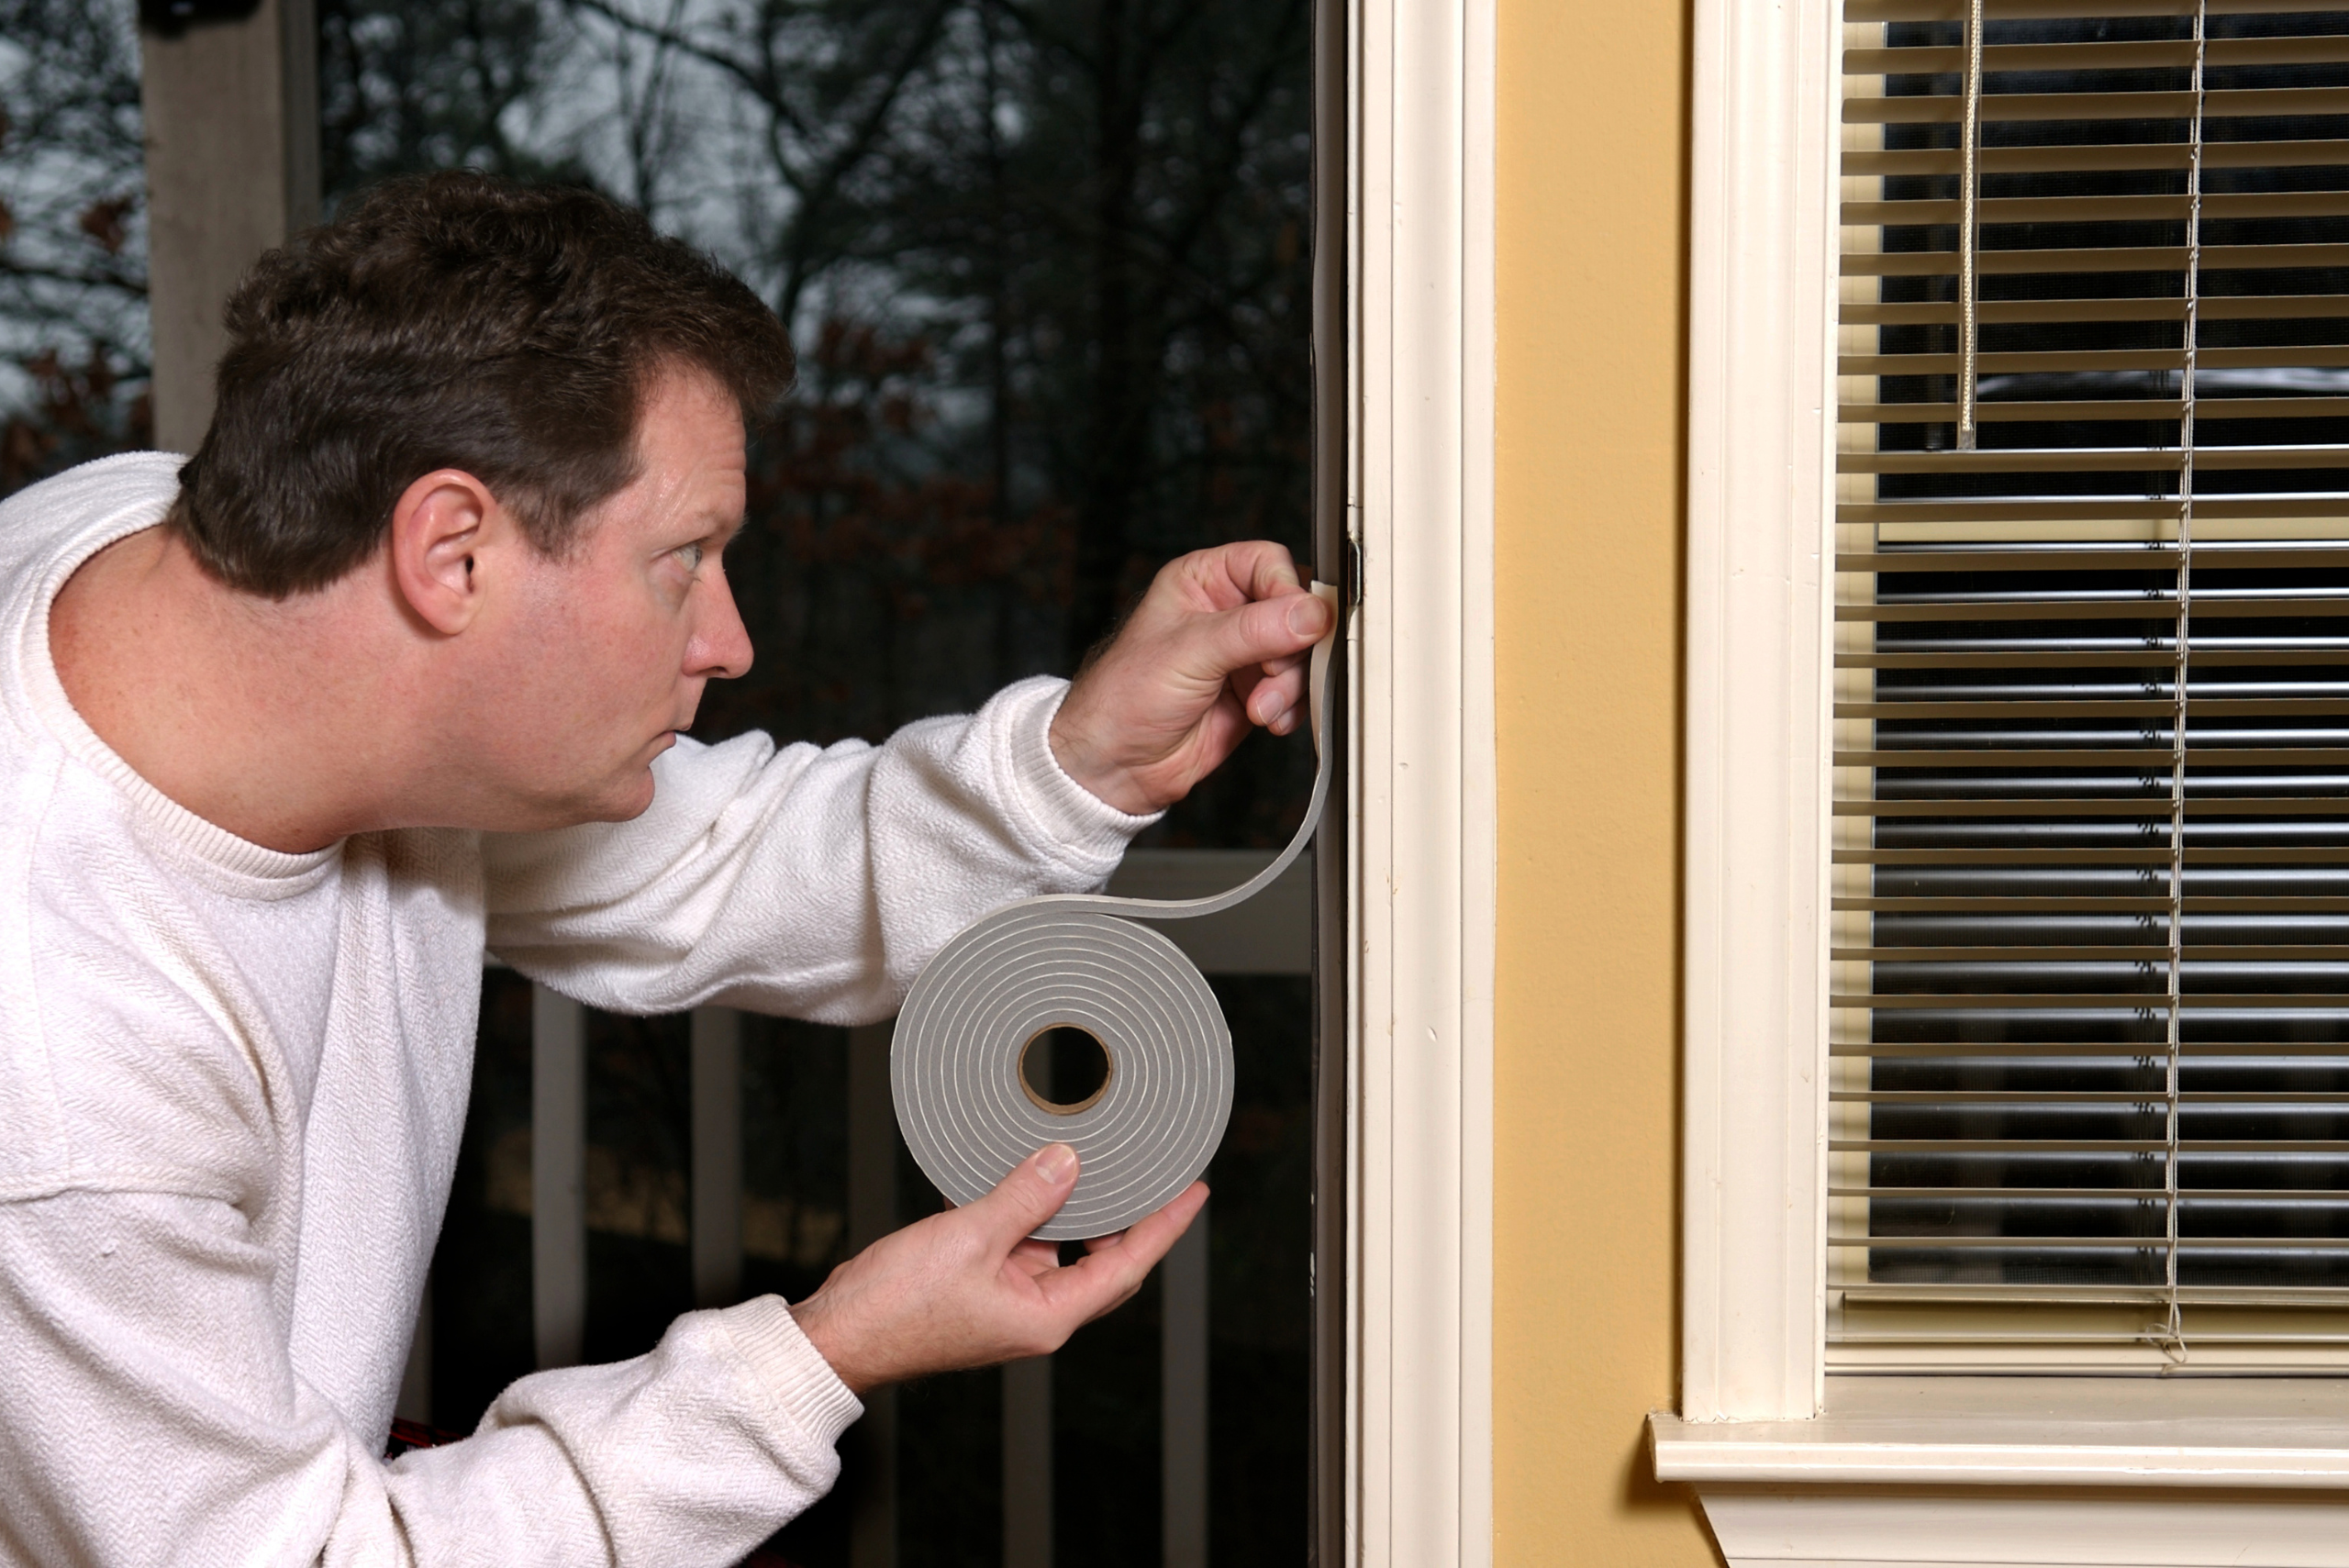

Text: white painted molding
xmin=1682 ymin=0 xmax=1841 ymax=1423
xmin=1653 ymin=1377 xmax=2349 ymax=1491
xmin=1658 ymin=1380 xmax=2349 ymax=1564
xmin=1694 ymin=1490 xmax=2349 ymax=1568
xmin=1349 ymin=0 xmax=1496 ymax=1560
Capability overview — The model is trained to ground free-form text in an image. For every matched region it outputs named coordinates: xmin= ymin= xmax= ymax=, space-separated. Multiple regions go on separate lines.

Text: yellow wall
xmin=1492 ymin=0 xmax=1714 ymax=1562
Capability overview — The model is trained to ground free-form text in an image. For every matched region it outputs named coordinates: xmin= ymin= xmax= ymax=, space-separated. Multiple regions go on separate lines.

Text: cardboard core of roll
xmin=1017 ymin=1025 xmax=1114 ymax=1116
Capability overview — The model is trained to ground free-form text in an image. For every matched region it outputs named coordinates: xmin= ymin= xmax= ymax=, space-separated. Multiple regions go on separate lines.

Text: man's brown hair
xmin=173 ymin=171 xmax=794 ymax=596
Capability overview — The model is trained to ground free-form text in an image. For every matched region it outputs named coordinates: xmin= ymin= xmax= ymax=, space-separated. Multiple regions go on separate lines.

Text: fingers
xmin=1117 ymin=1181 xmax=1209 ymax=1262
xmin=1046 ymin=539 xmax=1327 ymax=817
xmin=1037 ymin=1183 xmax=1208 ymax=1322
xmin=1227 ymin=541 xmax=1305 ymax=604
xmin=964 ymin=1143 xmax=1081 ymax=1250
xmin=1238 ymin=662 xmax=1308 ymax=735
xmin=792 ymin=1164 xmax=1207 ymax=1392
xmin=1187 ymin=587 xmax=1330 ymax=696
xmin=1178 ymin=540 xmax=1303 ymax=610
xmin=1008 ymin=1236 xmax=1061 ymax=1278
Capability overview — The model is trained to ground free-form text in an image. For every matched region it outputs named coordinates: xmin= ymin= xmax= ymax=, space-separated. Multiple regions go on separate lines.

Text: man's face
xmin=473 ymin=367 xmax=753 ymax=828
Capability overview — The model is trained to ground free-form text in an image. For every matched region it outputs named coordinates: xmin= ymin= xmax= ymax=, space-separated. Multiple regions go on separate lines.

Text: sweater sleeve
xmin=480 ymin=675 xmax=1158 ymax=1024
xmin=0 ymin=1188 xmax=860 ymax=1568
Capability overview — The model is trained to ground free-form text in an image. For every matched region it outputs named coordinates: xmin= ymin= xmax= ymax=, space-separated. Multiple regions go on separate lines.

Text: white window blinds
xmin=1832 ymin=0 xmax=2349 ymax=1371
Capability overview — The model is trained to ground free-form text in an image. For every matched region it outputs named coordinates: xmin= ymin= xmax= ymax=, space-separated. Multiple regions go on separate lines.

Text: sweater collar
xmin=17 ymin=454 xmax=344 ymax=892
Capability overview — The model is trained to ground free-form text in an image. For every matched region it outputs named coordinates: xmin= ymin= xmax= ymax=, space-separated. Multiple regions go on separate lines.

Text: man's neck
xmin=49 ymin=524 xmax=418 ymax=854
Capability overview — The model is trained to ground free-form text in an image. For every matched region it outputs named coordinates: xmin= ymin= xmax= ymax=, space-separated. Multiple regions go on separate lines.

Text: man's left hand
xmin=1049 ymin=541 xmax=1332 ymax=817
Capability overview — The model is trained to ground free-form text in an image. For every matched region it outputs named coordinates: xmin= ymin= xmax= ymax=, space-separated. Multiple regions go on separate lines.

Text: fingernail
xmin=1035 ymin=1143 xmax=1078 ymax=1184
xmin=1287 ymin=595 xmax=1328 ymax=638
xmin=1258 ymin=689 xmax=1289 ymax=725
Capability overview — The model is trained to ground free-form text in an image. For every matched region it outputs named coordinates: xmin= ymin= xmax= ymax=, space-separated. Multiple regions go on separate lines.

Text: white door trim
xmin=1349 ymin=0 xmax=1496 ymax=1561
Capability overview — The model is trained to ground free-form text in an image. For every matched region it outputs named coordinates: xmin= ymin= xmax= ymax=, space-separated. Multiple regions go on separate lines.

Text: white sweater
xmin=0 ymin=454 xmax=1152 ymax=1566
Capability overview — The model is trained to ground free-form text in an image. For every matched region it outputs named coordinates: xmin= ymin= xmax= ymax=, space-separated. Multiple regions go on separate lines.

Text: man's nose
xmin=687 ymin=566 xmax=754 ymax=680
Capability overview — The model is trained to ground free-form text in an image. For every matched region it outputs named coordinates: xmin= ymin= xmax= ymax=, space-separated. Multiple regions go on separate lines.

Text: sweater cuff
xmin=997 ymin=676 xmax=1161 ymax=875
xmin=718 ymin=1296 xmax=864 ymax=1451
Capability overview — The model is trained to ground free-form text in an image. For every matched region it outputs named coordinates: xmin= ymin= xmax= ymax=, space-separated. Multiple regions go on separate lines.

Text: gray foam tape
xmin=892 ymin=582 xmax=1341 ymax=1240
xmin=892 ymin=906 xmax=1233 ymax=1240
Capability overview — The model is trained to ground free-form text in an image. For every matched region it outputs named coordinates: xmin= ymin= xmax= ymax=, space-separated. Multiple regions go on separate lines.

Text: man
xmin=0 ymin=172 xmax=1330 ymax=1564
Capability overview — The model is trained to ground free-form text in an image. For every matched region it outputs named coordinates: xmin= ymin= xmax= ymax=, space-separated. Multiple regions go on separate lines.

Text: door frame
xmin=1341 ymin=0 xmax=1497 ymax=1562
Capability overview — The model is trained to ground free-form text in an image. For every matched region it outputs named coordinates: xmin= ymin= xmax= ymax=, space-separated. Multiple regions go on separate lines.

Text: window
xmin=1667 ymin=0 xmax=2349 ymax=1556
xmin=1833 ymin=0 xmax=2349 ymax=1375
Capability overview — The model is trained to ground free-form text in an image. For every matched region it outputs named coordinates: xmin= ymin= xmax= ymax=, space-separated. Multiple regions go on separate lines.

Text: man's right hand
xmin=787 ymin=1144 xmax=1205 ymax=1395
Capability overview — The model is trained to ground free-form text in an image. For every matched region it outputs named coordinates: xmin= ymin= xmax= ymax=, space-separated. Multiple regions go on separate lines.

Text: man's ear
xmin=389 ymin=470 xmax=501 ymax=635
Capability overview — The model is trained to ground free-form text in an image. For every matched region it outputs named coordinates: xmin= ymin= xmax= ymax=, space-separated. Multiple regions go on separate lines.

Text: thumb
xmin=1189 ymin=587 xmax=1330 ymax=684
xmin=968 ymin=1143 xmax=1081 ymax=1247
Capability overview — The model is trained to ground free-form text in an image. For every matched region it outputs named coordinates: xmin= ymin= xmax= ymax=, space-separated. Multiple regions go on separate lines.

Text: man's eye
xmin=676 ymin=542 xmax=707 ymax=573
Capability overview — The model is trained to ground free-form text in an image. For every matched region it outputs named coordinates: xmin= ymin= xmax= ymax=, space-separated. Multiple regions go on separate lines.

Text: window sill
xmin=1650 ymin=1377 xmax=2349 ymax=1567
xmin=1653 ymin=1375 xmax=2349 ymax=1490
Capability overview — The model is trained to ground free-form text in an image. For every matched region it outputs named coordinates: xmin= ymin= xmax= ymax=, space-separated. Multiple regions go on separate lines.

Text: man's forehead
xmin=642 ymin=361 xmax=747 ymax=436
xmin=632 ymin=372 xmax=749 ymax=487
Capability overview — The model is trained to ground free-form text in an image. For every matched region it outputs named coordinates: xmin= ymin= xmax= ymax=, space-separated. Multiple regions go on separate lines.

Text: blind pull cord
xmin=1957 ymin=0 xmax=1985 ymax=451
xmin=2154 ymin=0 xmax=2210 ymax=1366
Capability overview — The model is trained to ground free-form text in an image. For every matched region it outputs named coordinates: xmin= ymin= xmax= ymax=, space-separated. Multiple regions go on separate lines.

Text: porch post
xmin=138 ymin=0 xmax=319 ymax=452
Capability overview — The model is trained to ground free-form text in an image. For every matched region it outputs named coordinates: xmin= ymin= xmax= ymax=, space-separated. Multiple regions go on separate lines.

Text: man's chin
xmin=594 ymin=768 xmax=662 ymax=823
xmin=529 ymin=767 xmax=661 ymax=830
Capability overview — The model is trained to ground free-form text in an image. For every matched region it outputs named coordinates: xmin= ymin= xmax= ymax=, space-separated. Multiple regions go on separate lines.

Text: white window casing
xmin=1681 ymin=0 xmax=1843 ymax=1429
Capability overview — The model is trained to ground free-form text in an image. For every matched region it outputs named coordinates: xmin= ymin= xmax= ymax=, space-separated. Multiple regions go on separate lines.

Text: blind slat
xmin=1842 ymin=999 xmax=2349 ymax=1009
xmin=1838 ymin=1038 xmax=2349 ymax=1054
xmin=1836 ymin=651 xmax=2201 ymax=668
xmin=1837 ymin=847 xmax=2349 ymax=863
xmin=1842 ymin=946 xmax=2349 ymax=958
xmin=1848 ymin=189 xmax=2349 ymax=222
xmin=1844 ymin=84 xmax=2349 ymax=123
xmin=1852 ymin=0 xmax=2349 ymax=22
xmin=1849 ymin=347 xmax=2349 ymax=374
xmin=1841 ymin=539 xmax=2197 ymax=558
xmin=1840 ymin=454 xmax=2349 ymax=477
xmin=1843 ymin=296 xmax=2349 ymax=325
xmin=1842 ymin=497 xmax=2349 ymax=522
xmin=1833 ymin=1234 xmax=2349 ymax=1248
xmin=1843 ymin=242 xmax=2349 ymax=276
xmin=1838 ymin=896 xmax=2349 ymax=910
xmin=1843 ymin=1185 xmax=2349 ymax=1195
xmin=1840 ymin=1089 xmax=2349 ymax=1103
xmin=1838 ymin=797 xmax=2349 ymax=816
xmin=1847 ymin=37 xmax=2349 ymax=72
xmin=1844 ymin=139 xmax=2349 ymax=175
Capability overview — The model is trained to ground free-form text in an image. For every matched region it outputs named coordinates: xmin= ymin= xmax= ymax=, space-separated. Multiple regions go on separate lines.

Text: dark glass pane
xmin=429 ymin=967 xmax=536 ymax=1429
xmin=1 ymin=0 xmax=1322 ymax=1543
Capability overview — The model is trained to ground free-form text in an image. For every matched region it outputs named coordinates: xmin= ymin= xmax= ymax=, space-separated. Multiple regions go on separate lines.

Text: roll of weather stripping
xmin=893 ymin=583 xmax=1341 ymax=1240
